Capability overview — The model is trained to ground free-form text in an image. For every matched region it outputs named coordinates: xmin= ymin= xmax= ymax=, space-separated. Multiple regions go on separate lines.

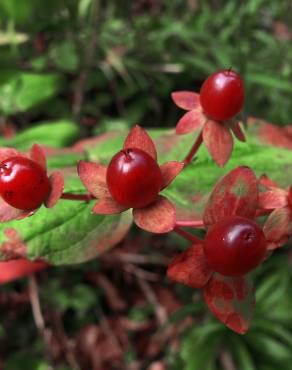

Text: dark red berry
xmin=0 ymin=156 xmax=50 ymax=210
xmin=204 ymin=216 xmax=266 ymax=276
xmin=106 ymin=148 xmax=162 ymax=208
xmin=200 ymin=69 xmax=244 ymax=121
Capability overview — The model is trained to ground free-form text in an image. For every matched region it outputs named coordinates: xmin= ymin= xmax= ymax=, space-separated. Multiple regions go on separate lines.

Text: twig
xmin=28 ymin=275 xmax=55 ymax=370
xmin=124 ymin=263 xmax=160 ymax=282
xmin=137 ymin=278 xmax=168 ymax=326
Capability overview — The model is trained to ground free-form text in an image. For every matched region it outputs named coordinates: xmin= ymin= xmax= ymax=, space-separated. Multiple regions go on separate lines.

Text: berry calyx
xmin=204 ymin=216 xmax=266 ymax=276
xmin=199 ymin=69 xmax=244 ymax=121
xmin=0 ymin=156 xmax=50 ymax=210
xmin=106 ymin=148 xmax=162 ymax=208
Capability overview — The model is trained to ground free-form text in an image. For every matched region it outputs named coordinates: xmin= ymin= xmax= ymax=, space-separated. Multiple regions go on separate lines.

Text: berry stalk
xmin=61 ymin=193 xmax=95 ymax=202
xmin=183 ymin=131 xmax=203 ymax=166
xmin=175 ymin=220 xmax=205 ymax=228
xmin=173 ymin=226 xmax=202 ymax=244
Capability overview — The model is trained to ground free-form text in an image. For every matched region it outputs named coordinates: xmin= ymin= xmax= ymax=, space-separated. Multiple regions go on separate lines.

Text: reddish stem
xmin=173 ymin=226 xmax=202 ymax=244
xmin=255 ymin=209 xmax=273 ymax=217
xmin=183 ymin=131 xmax=203 ymax=166
xmin=176 ymin=220 xmax=205 ymax=228
xmin=61 ymin=193 xmax=95 ymax=202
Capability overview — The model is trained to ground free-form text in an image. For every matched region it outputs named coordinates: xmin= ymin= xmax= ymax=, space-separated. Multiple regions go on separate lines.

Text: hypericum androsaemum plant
xmin=0 ymin=68 xmax=290 ymax=334
xmin=172 ymin=69 xmax=245 ymax=167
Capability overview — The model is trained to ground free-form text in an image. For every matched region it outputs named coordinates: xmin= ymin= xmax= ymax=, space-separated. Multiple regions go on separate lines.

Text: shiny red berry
xmin=106 ymin=148 xmax=162 ymax=208
xmin=0 ymin=156 xmax=50 ymax=210
xmin=204 ymin=216 xmax=266 ymax=276
xmin=200 ymin=69 xmax=244 ymax=121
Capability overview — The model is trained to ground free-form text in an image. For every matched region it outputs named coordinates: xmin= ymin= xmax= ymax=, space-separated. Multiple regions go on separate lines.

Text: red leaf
xmin=29 ymin=144 xmax=47 ymax=170
xmin=123 ymin=125 xmax=157 ymax=160
xmin=171 ymin=91 xmax=200 ymax=110
xmin=203 ymin=273 xmax=255 ymax=334
xmin=176 ymin=109 xmax=205 ymax=135
xmin=203 ymin=120 xmax=233 ymax=167
xmin=0 ymin=228 xmax=27 ymax=259
xmin=45 ymin=172 xmax=64 ymax=208
xmin=133 ymin=195 xmax=176 ymax=233
xmin=203 ymin=167 xmax=258 ymax=226
xmin=258 ymin=189 xmax=288 ymax=210
xmin=160 ymin=161 xmax=184 ymax=190
xmin=77 ymin=161 xmax=109 ymax=198
xmin=0 ymin=259 xmax=48 ymax=283
xmin=92 ymin=198 xmax=128 ymax=215
xmin=167 ymin=244 xmax=212 ymax=288
xmin=0 ymin=147 xmax=20 ymax=163
xmin=263 ymin=207 xmax=292 ymax=249
xmin=232 ymin=122 xmax=246 ymax=142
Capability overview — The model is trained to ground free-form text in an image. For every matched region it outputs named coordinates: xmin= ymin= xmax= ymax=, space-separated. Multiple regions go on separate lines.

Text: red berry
xmin=0 ymin=156 xmax=50 ymax=210
xmin=106 ymin=148 xmax=162 ymax=208
xmin=199 ymin=69 xmax=244 ymax=121
xmin=204 ymin=216 xmax=266 ymax=276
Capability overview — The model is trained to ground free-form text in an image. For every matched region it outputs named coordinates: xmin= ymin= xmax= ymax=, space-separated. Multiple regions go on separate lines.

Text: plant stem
xmin=176 ymin=220 xmax=205 ymax=228
xmin=183 ymin=131 xmax=203 ymax=165
xmin=61 ymin=193 xmax=95 ymax=201
xmin=255 ymin=209 xmax=273 ymax=217
xmin=173 ymin=226 xmax=202 ymax=244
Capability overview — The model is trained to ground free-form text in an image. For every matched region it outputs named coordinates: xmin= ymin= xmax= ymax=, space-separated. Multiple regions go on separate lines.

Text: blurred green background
xmin=0 ymin=1 xmax=292 ymax=369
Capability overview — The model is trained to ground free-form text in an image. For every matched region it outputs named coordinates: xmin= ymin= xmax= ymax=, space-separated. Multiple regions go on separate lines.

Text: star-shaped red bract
xmin=78 ymin=125 xmax=184 ymax=234
xmin=171 ymin=91 xmax=246 ymax=166
xmin=0 ymin=259 xmax=48 ymax=283
xmin=0 ymin=144 xmax=64 ymax=223
xmin=259 ymin=175 xmax=292 ymax=249
xmin=167 ymin=167 xmax=265 ymax=334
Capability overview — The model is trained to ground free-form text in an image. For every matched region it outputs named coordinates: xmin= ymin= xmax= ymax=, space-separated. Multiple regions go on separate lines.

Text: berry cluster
xmin=0 ymin=69 xmax=288 ymax=334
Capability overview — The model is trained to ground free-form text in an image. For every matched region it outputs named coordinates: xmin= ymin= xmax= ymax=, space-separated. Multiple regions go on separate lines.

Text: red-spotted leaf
xmin=123 ymin=125 xmax=157 ymax=160
xmin=45 ymin=172 xmax=64 ymax=208
xmin=204 ymin=167 xmax=258 ymax=226
xmin=176 ymin=109 xmax=205 ymax=135
xmin=0 ymin=147 xmax=20 ymax=163
xmin=92 ymin=198 xmax=128 ymax=215
xmin=133 ymin=195 xmax=175 ymax=233
xmin=167 ymin=244 xmax=212 ymax=288
xmin=263 ymin=207 xmax=292 ymax=249
xmin=232 ymin=122 xmax=246 ymax=142
xmin=77 ymin=161 xmax=108 ymax=198
xmin=160 ymin=161 xmax=184 ymax=190
xmin=171 ymin=91 xmax=200 ymax=110
xmin=0 ymin=259 xmax=48 ymax=283
xmin=203 ymin=273 xmax=255 ymax=334
xmin=258 ymin=189 xmax=288 ymax=210
xmin=29 ymin=144 xmax=47 ymax=170
xmin=203 ymin=120 xmax=233 ymax=167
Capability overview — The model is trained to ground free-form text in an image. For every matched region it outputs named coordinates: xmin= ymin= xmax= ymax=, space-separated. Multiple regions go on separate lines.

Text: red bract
xmin=0 ymin=259 xmax=48 ymax=283
xmin=259 ymin=175 xmax=292 ymax=249
xmin=78 ymin=125 xmax=184 ymax=233
xmin=172 ymin=70 xmax=245 ymax=167
xmin=0 ymin=144 xmax=64 ymax=223
xmin=167 ymin=167 xmax=265 ymax=334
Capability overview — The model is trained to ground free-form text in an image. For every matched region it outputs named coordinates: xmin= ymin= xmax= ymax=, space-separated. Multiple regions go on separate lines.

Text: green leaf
xmin=0 ymin=71 xmax=64 ymax=115
xmin=0 ymin=120 xmax=81 ymax=150
xmin=0 ymin=172 xmax=132 ymax=265
xmin=50 ymin=41 xmax=79 ymax=72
